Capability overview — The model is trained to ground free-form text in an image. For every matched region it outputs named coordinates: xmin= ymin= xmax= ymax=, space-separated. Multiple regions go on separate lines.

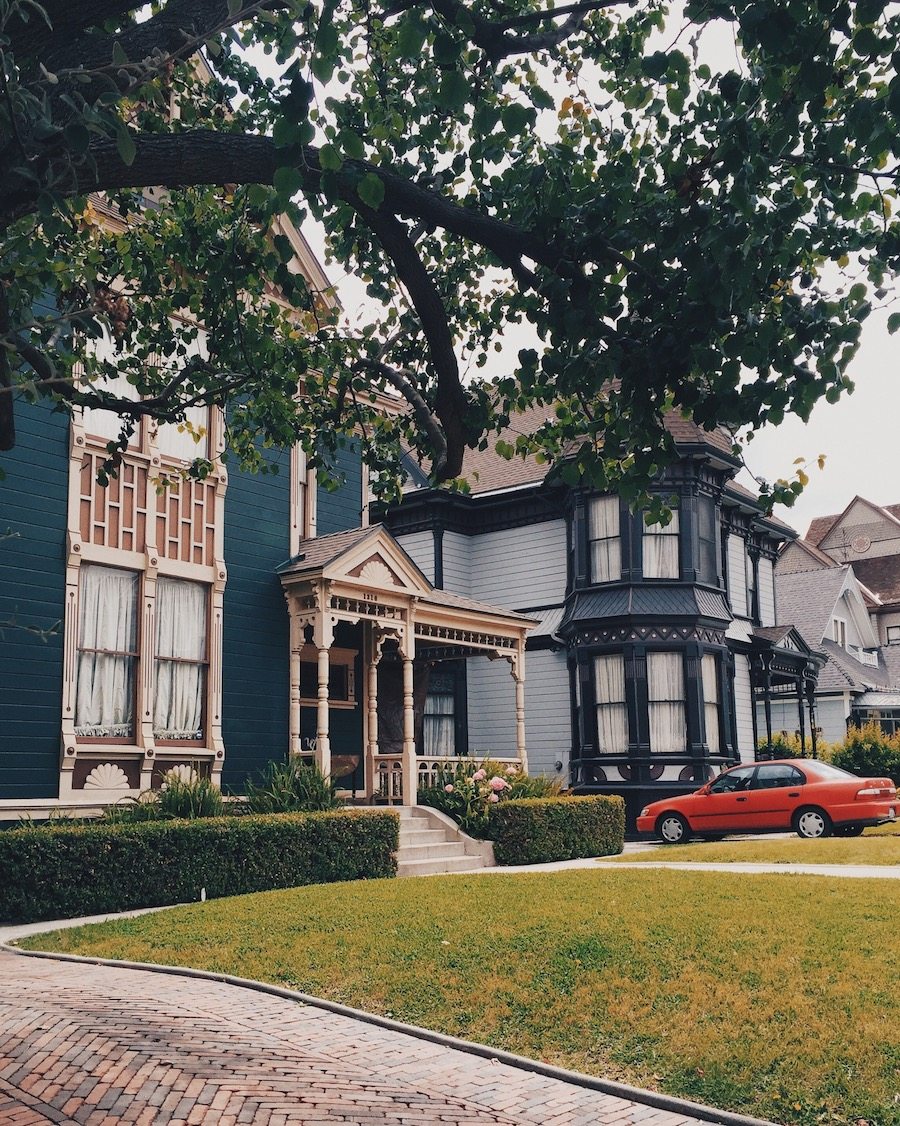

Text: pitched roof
xmin=276 ymin=525 xmax=377 ymax=574
xmin=849 ymin=555 xmax=900 ymax=604
xmin=778 ymin=538 xmax=839 ymax=571
xmin=817 ymin=638 xmax=889 ymax=693
xmin=806 ymin=497 xmax=900 ymax=546
xmin=418 ymin=587 xmax=537 ymax=623
xmin=773 ymin=566 xmax=849 ymax=648
xmin=722 ymin=481 xmax=797 ymax=535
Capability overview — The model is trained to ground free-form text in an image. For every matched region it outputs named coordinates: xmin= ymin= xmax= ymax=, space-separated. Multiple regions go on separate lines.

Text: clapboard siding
xmin=221 ymin=447 xmax=291 ymax=787
xmin=523 ymin=649 xmax=570 ymax=779
xmin=317 ymin=440 xmax=363 ymax=536
xmin=0 ymin=399 xmax=69 ymax=798
xmin=466 ymin=656 xmax=517 ymax=758
xmin=727 ymin=534 xmax=748 ymax=618
xmin=732 ymin=653 xmax=755 ymax=762
xmin=470 ymin=521 xmax=567 ymax=609
xmin=441 ymin=530 xmax=470 ymax=595
xmin=762 ymin=694 xmax=847 ymax=745
xmin=394 ymin=530 xmax=434 ymax=584
xmin=758 ymin=557 xmax=776 ymax=627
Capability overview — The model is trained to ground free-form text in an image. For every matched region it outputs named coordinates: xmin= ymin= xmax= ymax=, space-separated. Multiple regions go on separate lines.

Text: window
xmin=82 ymin=329 xmax=141 ymax=445
xmin=594 ymin=654 xmax=628 ymax=753
xmin=746 ymin=549 xmax=759 ymax=622
xmin=701 ymin=654 xmax=721 ymax=753
xmin=697 ymin=497 xmax=718 ymax=584
xmin=643 ymin=510 xmax=680 ymax=579
xmin=752 ymin=764 xmax=805 ymax=790
xmin=588 ymin=496 xmax=621 ymax=583
xmin=299 ymin=648 xmax=357 ymax=706
xmin=832 ymin=618 xmax=847 ymax=648
xmin=647 ymin=651 xmax=686 ymax=753
xmin=154 ymin=578 xmax=208 ymax=741
xmin=709 ymin=764 xmax=755 ymax=793
xmin=75 ymin=565 xmax=139 ymax=739
xmin=423 ymin=671 xmax=456 ymax=756
xmin=156 ymin=404 xmax=210 ymax=462
xmin=887 ymin=626 xmax=900 ymax=645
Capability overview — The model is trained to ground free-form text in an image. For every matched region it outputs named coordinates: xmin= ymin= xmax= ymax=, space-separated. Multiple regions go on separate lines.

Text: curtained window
xmin=647 ymin=652 xmax=686 ymax=753
xmin=423 ymin=671 xmax=456 ymax=757
xmin=594 ymin=654 xmax=628 ymax=753
xmin=643 ymin=509 xmax=680 ymax=579
xmin=75 ymin=565 xmax=139 ymax=739
xmin=588 ymin=496 xmax=621 ymax=583
xmin=81 ymin=328 xmax=141 ymax=445
xmin=154 ymin=578 xmax=207 ymax=741
xmin=701 ymin=654 xmax=721 ymax=753
xmin=698 ymin=496 xmax=718 ymax=584
xmin=156 ymin=403 xmax=210 ymax=462
xmin=745 ymin=549 xmax=759 ymax=622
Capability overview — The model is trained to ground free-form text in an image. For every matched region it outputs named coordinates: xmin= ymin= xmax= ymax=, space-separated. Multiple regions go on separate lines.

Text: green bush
xmin=490 ymin=796 xmax=625 ymax=865
xmin=0 ymin=810 xmax=398 ymax=924
xmin=831 ymin=722 xmax=900 ymax=785
xmin=245 ymin=759 xmax=341 ymax=814
xmin=418 ymin=758 xmax=561 ymax=837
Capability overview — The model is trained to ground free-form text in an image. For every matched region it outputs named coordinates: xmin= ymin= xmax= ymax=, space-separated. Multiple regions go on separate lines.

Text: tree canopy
xmin=1 ymin=0 xmax=899 ymax=506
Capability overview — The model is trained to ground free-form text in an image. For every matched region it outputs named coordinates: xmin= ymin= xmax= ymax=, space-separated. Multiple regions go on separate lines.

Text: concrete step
xmin=395 ymin=840 xmax=468 ymax=862
xmin=400 ymin=828 xmax=450 ymax=847
xmin=397 ymin=854 xmax=488 ymax=878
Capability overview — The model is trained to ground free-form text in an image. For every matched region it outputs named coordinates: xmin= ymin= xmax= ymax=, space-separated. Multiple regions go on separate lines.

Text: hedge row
xmin=491 ymin=795 xmax=625 ymax=865
xmin=0 ymin=810 xmax=398 ymax=924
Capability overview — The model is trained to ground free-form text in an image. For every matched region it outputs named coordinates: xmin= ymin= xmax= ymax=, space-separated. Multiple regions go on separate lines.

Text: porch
xmin=277 ymin=526 xmax=536 ymax=804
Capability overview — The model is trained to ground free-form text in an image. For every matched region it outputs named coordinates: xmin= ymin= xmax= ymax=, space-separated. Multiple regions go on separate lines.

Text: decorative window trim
xmin=594 ymin=652 xmax=628 ymax=754
xmin=290 ymin=444 xmax=317 ymax=554
xmin=643 ymin=508 xmax=680 ymax=580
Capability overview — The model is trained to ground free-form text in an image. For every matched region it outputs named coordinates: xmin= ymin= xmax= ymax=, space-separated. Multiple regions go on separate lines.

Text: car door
xmin=692 ymin=765 xmax=758 ymax=832
xmin=747 ymin=763 xmax=807 ymax=829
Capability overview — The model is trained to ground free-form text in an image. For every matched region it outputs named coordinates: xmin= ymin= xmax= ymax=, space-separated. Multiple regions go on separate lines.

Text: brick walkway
xmin=0 ymin=949 xmax=718 ymax=1126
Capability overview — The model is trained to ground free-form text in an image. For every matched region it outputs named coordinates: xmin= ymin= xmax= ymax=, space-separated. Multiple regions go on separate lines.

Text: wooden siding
xmin=732 ymin=654 xmax=755 ymax=762
xmin=758 ymin=557 xmax=776 ymax=627
xmin=727 ymin=534 xmax=748 ymax=617
xmin=523 ymin=649 xmax=571 ymax=779
xmin=317 ymin=440 xmax=363 ymax=536
xmin=469 ymin=521 xmax=567 ymax=609
xmin=442 ymin=530 xmax=470 ymax=595
xmin=466 ymin=655 xmax=517 ymax=758
xmin=221 ymin=447 xmax=291 ymax=787
xmin=0 ymin=400 xmax=69 ymax=799
xmin=394 ymin=530 xmax=434 ymax=584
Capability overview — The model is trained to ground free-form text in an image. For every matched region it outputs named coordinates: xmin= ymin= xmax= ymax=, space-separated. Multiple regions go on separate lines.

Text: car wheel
xmin=793 ymin=807 xmax=832 ymax=839
xmin=656 ymin=812 xmax=690 ymax=844
xmin=834 ymin=825 xmax=864 ymax=837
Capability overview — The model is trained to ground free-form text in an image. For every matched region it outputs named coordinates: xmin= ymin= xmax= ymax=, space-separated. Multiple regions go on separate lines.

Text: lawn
xmin=21 ymin=868 xmax=900 ymax=1126
xmin=616 ymin=834 xmax=900 ymax=866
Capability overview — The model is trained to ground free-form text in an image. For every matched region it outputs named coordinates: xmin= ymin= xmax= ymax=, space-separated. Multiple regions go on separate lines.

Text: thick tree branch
xmin=359 ymin=358 xmax=448 ymax=476
xmin=6 ymin=0 xmax=143 ymax=60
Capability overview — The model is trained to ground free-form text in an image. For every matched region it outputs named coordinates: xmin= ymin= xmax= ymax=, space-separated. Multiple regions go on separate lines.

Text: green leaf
xmin=340 ymin=130 xmax=365 ymax=160
xmin=319 ymin=144 xmax=343 ymax=171
xmin=501 ymin=104 xmax=533 ymax=135
xmin=115 ymin=125 xmax=136 ymax=167
xmin=111 ymin=41 xmax=128 ymax=66
xmin=396 ymin=16 xmax=428 ymax=58
xmin=888 ymin=312 xmax=900 ymax=334
xmin=437 ymin=69 xmax=469 ymax=110
xmin=357 ymin=172 xmax=385 ymax=209
xmin=641 ymin=51 xmax=670 ymax=80
xmin=273 ymin=165 xmax=302 ymax=197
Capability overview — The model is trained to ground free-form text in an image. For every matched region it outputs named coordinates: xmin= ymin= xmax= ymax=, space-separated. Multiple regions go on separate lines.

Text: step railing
xmin=374 ymin=753 xmax=522 ymax=803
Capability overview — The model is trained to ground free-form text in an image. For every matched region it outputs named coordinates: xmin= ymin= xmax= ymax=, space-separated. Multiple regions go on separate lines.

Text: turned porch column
xmin=511 ymin=639 xmax=528 ymax=774
xmin=313 ymin=584 xmax=335 ymax=779
xmin=400 ymin=613 xmax=417 ymax=807
xmin=365 ymin=626 xmax=387 ymax=800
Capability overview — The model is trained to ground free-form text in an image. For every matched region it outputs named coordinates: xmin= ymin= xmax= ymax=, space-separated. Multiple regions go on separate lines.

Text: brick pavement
xmin=0 ymin=949 xmax=719 ymax=1126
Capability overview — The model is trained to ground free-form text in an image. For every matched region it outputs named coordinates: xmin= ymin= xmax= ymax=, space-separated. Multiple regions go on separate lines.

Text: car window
xmin=709 ymin=766 xmax=756 ymax=793
xmin=752 ymin=764 xmax=805 ymax=790
xmin=809 ymin=762 xmax=856 ymax=780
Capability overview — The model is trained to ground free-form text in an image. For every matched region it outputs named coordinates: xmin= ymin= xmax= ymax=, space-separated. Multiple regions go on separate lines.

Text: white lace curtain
xmin=154 ymin=578 xmax=207 ymax=741
xmin=701 ymin=653 xmax=721 ymax=753
xmin=594 ymin=653 xmax=628 ymax=753
xmin=643 ymin=511 xmax=680 ymax=579
xmin=648 ymin=651 xmax=686 ymax=753
xmin=75 ymin=565 xmax=138 ymax=738
xmin=423 ymin=691 xmax=455 ymax=757
xmin=588 ymin=496 xmax=621 ymax=582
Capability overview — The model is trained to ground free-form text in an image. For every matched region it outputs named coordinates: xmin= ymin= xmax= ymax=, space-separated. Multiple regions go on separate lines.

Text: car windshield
xmin=810 ymin=761 xmax=857 ymax=780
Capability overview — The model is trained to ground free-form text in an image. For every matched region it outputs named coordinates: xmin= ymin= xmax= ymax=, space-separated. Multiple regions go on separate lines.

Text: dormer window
xmin=832 ymin=617 xmax=847 ymax=648
xmin=643 ymin=509 xmax=680 ymax=579
xmin=588 ymin=496 xmax=621 ymax=583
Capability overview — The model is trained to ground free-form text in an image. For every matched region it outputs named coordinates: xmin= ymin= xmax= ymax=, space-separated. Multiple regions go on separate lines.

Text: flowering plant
xmin=418 ymin=758 xmax=562 ymax=838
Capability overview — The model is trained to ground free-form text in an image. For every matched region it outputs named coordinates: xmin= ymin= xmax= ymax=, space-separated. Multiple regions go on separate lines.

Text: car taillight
xmin=856 ymin=786 xmax=894 ymax=798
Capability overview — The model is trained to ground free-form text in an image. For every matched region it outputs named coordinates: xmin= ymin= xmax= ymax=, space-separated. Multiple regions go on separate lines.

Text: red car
xmin=637 ymin=759 xmax=897 ymax=844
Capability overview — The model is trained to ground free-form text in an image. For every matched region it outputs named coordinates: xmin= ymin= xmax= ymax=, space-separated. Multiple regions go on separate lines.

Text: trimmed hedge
xmin=490 ymin=796 xmax=625 ymax=865
xmin=0 ymin=810 xmax=398 ymax=924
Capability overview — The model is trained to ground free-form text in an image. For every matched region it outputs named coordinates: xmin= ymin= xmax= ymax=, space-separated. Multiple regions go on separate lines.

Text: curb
xmin=2 ymin=939 xmax=782 ymax=1126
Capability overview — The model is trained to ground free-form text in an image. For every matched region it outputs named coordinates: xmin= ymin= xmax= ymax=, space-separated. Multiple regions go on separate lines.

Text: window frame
xmin=700 ymin=653 xmax=722 ymax=754
xmin=832 ymin=617 xmax=847 ymax=648
xmin=647 ymin=650 xmax=687 ymax=754
xmin=153 ymin=576 xmax=210 ymax=747
xmin=587 ymin=495 xmax=622 ymax=584
xmin=642 ymin=508 xmax=680 ymax=580
xmin=298 ymin=646 xmax=358 ymax=709
xmin=594 ymin=652 xmax=629 ymax=754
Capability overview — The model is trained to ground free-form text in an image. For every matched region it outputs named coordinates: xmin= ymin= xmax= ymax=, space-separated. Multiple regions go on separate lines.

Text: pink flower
xmin=489 ymin=776 xmax=509 ymax=792
xmin=506 ymin=766 xmax=519 ymax=775
xmin=444 ymin=784 xmax=454 ymax=793
xmin=488 ymin=793 xmax=499 ymax=803
xmin=472 ymin=769 xmax=486 ymax=782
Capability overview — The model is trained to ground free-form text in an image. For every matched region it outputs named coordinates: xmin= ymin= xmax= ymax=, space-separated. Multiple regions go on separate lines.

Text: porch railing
xmin=374 ymin=753 xmax=521 ymax=803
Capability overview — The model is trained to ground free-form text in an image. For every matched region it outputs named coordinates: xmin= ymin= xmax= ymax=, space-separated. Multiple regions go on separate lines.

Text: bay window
xmin=643 ymin=509 xmax=680 ymax=579
xmin=648 ymin=651 xmax=686 ymax=753
xmin=154 ymin=577 xmax=208 ymax=742
xmin=701 ymin=654 xmax=721 ymax=753
xmin=588 ymin=496 xmax=621 ymax=583
xmin=594 ymin=653 xmax=628 ymax=753
xmin=75 ymin=565 xmax=139 ymax=739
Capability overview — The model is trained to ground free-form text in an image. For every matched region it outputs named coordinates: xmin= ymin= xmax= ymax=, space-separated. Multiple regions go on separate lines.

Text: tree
xmin=1 ymin=0 xmax=899 ymax=505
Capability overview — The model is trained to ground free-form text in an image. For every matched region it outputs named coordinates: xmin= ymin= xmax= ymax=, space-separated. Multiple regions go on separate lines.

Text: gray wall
xmin=470 ymin=521 xmax=567 ymax=609
xmin=733 ymin=653 xmax=755 ymax=761
xmin=442 ymin=530 xmax=470 ymax=595
xmin=394 ymin=529 xmax=434 ymax=584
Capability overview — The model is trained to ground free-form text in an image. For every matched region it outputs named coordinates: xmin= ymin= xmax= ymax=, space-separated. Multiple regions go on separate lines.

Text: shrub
xmin=0 ymin=810 xmax=398 ymax=924
xmin=831 ymin=722 xmax=900 ymax=785
xmin=490 ymin=796 xmax=625 ymax=866
xmin=418 ymin=758 xmax=561 ymax=838
xmin=158 ymin=773 xmax=225 ymax=819
xmin=245 ymin=759 xmax=340 ymax=814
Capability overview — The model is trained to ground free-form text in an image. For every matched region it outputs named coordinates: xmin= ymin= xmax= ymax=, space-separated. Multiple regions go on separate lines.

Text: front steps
xmin=394 ymin=806 xmax=495 ymax=877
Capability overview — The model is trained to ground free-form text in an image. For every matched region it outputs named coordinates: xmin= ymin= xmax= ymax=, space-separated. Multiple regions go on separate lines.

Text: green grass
xmin=617 ymin=833 xmax=900 ymax=866
xmin=21 ymin=869 xmax=900 ymax=1126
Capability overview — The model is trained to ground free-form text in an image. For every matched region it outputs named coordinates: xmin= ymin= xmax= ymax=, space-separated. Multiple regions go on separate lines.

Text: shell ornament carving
xmin=358 ymin=558 xmax=397 ymax=586
xmin=163 ymin=764 xmax=198 ymax=784
xmin=83 ymin=763 xmax=131 ymax=790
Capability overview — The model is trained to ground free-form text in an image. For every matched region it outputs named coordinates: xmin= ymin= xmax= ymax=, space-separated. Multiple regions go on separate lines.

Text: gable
xmin=819 ymin=497 xmax=900 ymax=558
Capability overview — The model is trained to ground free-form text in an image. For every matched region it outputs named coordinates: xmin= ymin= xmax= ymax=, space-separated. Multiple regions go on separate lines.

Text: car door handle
xmin=788 ymin=792 xmax=800 ymax=797
xmin=736 ymin=796 xmax=748 ymax=802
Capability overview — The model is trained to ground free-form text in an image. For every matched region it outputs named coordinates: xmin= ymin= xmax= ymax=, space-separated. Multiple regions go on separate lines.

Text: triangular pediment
xmin=320 ymin=525 xmax=432 ymax=595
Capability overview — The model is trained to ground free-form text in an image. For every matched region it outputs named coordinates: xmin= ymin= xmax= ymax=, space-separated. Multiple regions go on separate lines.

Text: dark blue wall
xmin=0 ymin=400 xmax=69 ymax=799
xmin=317 ymin=439 xmax=363 ymax=535
xmin=221 ymin=452 xmax=292 ymax=789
